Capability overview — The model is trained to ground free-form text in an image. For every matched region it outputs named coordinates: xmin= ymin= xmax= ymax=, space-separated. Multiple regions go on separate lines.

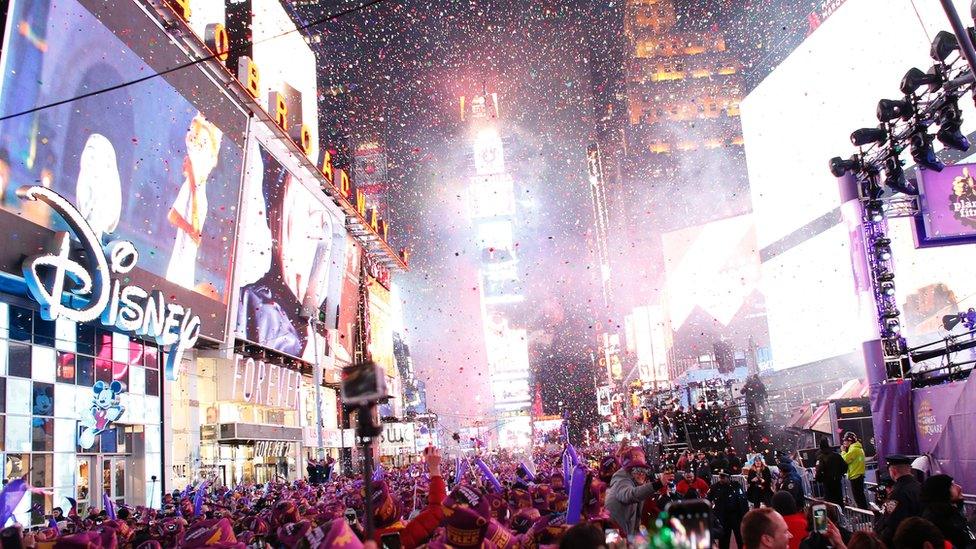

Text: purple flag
xmin=517 ymin=462 xmax=536 ymax=483
xmin=566 ymin=443 xmax=580 ymax=467
xmin=103 ymin=492 xmax=116 ymax=520
xmin=0 ymin=480 xmax=27 ymax=527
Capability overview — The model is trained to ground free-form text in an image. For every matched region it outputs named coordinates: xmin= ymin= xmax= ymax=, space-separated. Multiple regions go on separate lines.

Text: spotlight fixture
xmin=882 ymin=307 xmax=900 ymax=319
xmin=900 ymin=67 xmax=942 ymax=94
xmin=851 ymin=127 xmax=888 ymax=146
xmin=943 ymin=314 xmax=962 ymax=331
xmin=910 ymin=130 xmax=945 ymax=171
xmin=931 ymin=31 xmax=959 ymax=62
xmin=829 ymin=155 xmax=861 ymax=177
xmin=877 ymin=98 xmax=914 ymax=122
xmin=866 ymin=200 xmax=885 ymax=222
xmin=886 ymin=318 xmax=902 ymax=334
xmin=877 ymin=271 xmax=895 ymax=283
xmin=883 ymin=156 xmax=918 ymax=195
xmin=874 ymin=238 xmax=892 ymax=261
xmin=881 ymin=280 xmax=896 ymax=296
xmin=936 ymin=100 xmax=970 ymax=152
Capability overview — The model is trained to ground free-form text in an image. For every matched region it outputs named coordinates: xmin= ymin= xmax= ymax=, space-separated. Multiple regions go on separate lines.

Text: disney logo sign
xmin=17 ymin=186 xmax=201 ymax=381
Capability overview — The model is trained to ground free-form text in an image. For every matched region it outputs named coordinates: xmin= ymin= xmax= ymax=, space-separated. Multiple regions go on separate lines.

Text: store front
xmin=0 ymin=301 xmax=164 ymax=524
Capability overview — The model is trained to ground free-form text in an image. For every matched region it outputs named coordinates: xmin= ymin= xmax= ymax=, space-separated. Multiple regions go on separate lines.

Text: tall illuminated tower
xmin=461 ymin=92 xmax=533 ymax=448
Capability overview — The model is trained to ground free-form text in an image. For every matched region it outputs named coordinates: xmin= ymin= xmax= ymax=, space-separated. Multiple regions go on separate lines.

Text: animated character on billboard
xmin=75 ymin=134 xmax=122 ymax=242
xmin=79 ymin=380 xmax=125 ymax=450
xmin=238 ymin=147 xmax=337 ymax=361
xmin=166 ymin=113 xmax=223 ymax=290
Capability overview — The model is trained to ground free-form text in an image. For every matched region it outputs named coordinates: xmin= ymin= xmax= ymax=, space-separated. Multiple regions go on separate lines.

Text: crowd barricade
xmin=805 ymin=496 xmax=874 ymax=532
xmin=731 ymin=474 xmax=748 ymax=492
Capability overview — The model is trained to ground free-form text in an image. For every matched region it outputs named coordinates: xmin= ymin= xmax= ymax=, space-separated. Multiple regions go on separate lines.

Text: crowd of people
xmin=0 ymin=437 xmax=971 ymax=548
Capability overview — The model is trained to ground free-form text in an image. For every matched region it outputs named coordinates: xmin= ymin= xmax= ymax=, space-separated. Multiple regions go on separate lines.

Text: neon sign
xmin=17 ymin=186 xmax=201 ymax=381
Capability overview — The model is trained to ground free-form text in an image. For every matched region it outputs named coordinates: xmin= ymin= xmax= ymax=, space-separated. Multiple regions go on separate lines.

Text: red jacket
xmin=675 ymin=478 xmax=709 ymax=498
xmin=374 ymin=475 xmax=447 ymax=549
xmin=782 ymin=512 xmax=807 ymax=549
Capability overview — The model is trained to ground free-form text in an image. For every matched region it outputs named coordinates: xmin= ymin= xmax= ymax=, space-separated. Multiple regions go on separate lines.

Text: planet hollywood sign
xmin=17 ymin=186 xmax=201 ymax=381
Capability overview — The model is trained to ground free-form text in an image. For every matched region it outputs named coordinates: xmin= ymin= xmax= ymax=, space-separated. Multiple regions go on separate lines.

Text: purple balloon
xmin=475 ymin=457 xmax=503 ymax=493
xmin=566 ymin=465 xmax=586 ymax=525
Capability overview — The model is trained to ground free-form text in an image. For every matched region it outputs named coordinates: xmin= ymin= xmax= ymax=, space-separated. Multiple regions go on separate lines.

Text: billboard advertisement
xmin=354 ymin=142 xmax=388 ymax=197
xmin=915 ymin=164 xmax=976 ymax=246
xmin=368 ymin=275 xmax=396 ymax=378
xmin=333 ymin=236 xmax=363 ymax=365
xmin=661 ymin=214 xmax=770 ymax=364
xmin=0 ymin=0 xmax=249 ymax=340
xmin=235 ymin=139 xmax=346 ymax=362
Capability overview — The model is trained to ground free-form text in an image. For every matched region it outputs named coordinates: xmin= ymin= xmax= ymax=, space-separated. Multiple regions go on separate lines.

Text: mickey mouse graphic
xmin=78 ymin=380 xmax=125 ymax=450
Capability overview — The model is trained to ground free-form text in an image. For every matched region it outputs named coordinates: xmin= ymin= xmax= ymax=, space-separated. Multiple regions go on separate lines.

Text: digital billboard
xmin=740 ymin=0 xmax=976 ymax=369
xmin=235 ymin=138 xmax=346 ymax=362
xmin=914 ymin=164 xmax=976 ymax=246
xmin=0 ymin=0 xmax=249 ymax=340
xmin=660 ymin=214 xmax=770 ymax=364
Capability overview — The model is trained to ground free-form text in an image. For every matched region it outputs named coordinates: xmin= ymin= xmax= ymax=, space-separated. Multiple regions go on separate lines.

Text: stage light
xmin=866 ymin=200 xmax=885 ymax=222
xmin=936 ymin=101 xmax=970 ymax=152
xmin=943 ymin=314 xmax=962 ymax=331
xmin=910 ymin=131 xmax=945 ymax=171
xmin=931 ymin=31 xmax=959 ymax=62
xmin=851 ymin=127 xmax=887 ymax=146
xmin=877 ymin=98 xmax=913 ymax=122
xmin=874 ymin=238 xmax=892 ymax=261
xmin=877 ymin=271 xmax=895 ymax=283
xmin=882 ymin=307 xmax=900 ymax=319
xmin=900 ymin=67 xmax=942 ymax=94
xmin=881 ymin=280 xmax=896 ymax=296
xmin=886 ymin=318 xmax=902 ymax=334
xmin=883 ymin=156 xmax=918 ymax=195
xmin=829 ymin=155 xmax=860 ymax=177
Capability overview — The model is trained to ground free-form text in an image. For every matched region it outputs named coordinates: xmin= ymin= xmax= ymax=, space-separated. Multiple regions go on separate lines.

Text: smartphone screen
xmin=605 ymin=529 xmax=621 ymax=544
xmin=813 ymin=505 xmax=828 ymax=534
xmin=381 ymin=532 xmax=402 ymax=549
xmin=665 ymin=499 xmax=712 ymax=549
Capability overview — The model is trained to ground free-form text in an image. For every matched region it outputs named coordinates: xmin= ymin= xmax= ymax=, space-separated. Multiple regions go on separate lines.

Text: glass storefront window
xmin=32 ymin=312 xmax=55 ymax=348
xmin=56 ymin=351 xmax=76 ymax=384
xmin=9 ymin=307 xmax=31 ymax=343
xmin=32 ymin=419 xmax=54 ymax=451
xmin=76 ymin=324 xmax=96 ymax=356
xmin=77 ymin=355 xmax=95 ymax=387
xmin=8 ymin=342 xmax=31 ymax=378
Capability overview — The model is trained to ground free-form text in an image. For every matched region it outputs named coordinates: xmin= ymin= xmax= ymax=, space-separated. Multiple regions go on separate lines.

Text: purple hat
xmin=313 ymin=519 xmax=365 ymax=549
xmin=367 ymin=481 xmax=402 ymax=528
xmin=183 ymin=517 xmax=240 ymax=548
xmin=442 ymin=505 xmax=490 ymax=548
xmin=444 ymin=485 xmax=490 ymax=519
xmin=485 ymin=519 xmax=521 ymax=549
xmin=510 ymin=507 xmax=541 ymax=534
xmin=276 ymin=520 xmax=313 ymax=549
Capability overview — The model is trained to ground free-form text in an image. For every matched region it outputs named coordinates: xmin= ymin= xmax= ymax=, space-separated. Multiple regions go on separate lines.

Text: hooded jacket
xmin=606 ymin=468 xmax=659 ymax=537
xmin=841 ymin=442 xmax=865 ymax=479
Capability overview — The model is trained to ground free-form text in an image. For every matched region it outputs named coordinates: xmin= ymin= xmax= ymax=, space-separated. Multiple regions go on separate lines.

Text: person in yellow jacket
xmin=841 ymin=432 xmax=867 ymax=509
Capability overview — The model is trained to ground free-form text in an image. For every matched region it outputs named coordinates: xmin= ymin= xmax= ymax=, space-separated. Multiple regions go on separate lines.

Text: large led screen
xmin=661 ymin=214 xmax=770 ymax=364
xmin=0 ymin=0 xmax=249 ymax=339
xmin=235 ymin=140 xmax=346 ymax=362
xmin=740 ymin=0 xmax=976 ymax=369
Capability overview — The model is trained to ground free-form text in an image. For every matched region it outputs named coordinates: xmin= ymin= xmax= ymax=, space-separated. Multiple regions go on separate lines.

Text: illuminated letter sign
xmin=167 ymin=0 xmax=191 ymax=20
xmin=271 ymin=91 xmax=288 ymax=131
xmin=205 ymin=24 xmax=230 ymax=62
xmin=339 ymin=169 xmax=351 ymax=198
xmin=298 ymin=124 xmax=313 ymax=156
xmin=17 ymin=186 xmax=201 ymax=381
xmin=320 ymin=150 xmax=335 ymax=185
xmin=238 ymin=57 xmax=260 ymax=100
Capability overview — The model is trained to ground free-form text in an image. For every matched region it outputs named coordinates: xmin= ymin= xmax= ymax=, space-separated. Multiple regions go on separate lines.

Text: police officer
xmin=874 ymin=454 xmax=922 ymax=547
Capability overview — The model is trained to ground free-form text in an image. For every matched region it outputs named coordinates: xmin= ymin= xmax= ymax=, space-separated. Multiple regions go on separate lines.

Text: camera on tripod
xmin=340 ymin=360 xmax=389 ymax=405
